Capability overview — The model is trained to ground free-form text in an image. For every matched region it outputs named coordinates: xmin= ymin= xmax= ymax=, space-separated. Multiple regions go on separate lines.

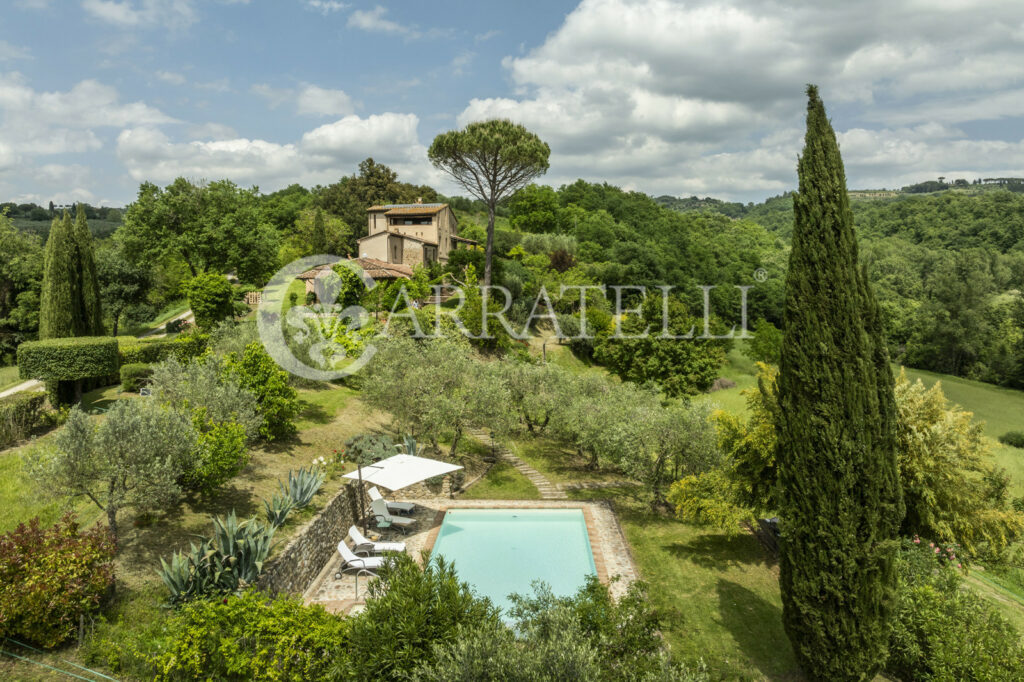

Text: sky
xmin=3 ymin=0 xmax=1024 ymax=206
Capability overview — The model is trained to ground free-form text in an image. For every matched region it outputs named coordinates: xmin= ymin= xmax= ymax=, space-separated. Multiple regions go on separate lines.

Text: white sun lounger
xmin=337 ymin=541 xmax=385 ymax=573
xmin=370 ymin=498 xmax=417 ymax=534
xmin=369 ymin=487 xmax=415 ymax=515
xmin=348 ymin=525 xmax=405 ymax=556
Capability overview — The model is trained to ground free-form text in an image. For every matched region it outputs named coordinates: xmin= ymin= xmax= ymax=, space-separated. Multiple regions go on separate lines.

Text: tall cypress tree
xmin=74 ymin=204 xmax=105 ymax=334
xmin=311 ymin=207 xmax=328 ymax=254
xmin=777 ymin=86 xmax=903 ymax=680
xmin=38 ymin=212 xmax=79 ymax=339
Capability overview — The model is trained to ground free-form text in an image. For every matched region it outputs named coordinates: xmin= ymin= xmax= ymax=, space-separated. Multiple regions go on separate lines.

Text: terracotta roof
xmin=347 ymin=257 xmax=413 ymax=279
xmin=296 ymin=260 xmax=412 ymax=281
xmin=366 ymin=203 xmax=447 ymax=216
xmin=451 ymin=235 xmax=478 ymax=243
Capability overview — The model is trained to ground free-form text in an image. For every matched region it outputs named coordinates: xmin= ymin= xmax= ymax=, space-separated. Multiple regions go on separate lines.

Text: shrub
xmin=18 ymin=336 xmax=119 ymax=402
xmin=149 ymin=356 xmax=262 ymax=442
xmin=998 ymin=431 xmax=1024 ymax=449
xmin=0 ymin=392 xmax=46 ymax=449
xmin=188 ymin=272 xmax=235 ymax=330
xmin=886 ymin=539 xmax=1024 ymax=680
xmin=224 ymin=342 xmax=298 ymax=441
xmin=336 ymin=553 xmax=501 ymax=680
xmin=0 ymin=514 xmax=115 ymax=648
xmin=149 ymin=591 xmax=346 ymax=681
xmin=180 ymin=416 xmax=248 ymax=493
xmin=157 ymin=512 xmax=274 ymax=605
xmin=119 ymin=362 xmax=153 ymax=392
xmin=164 ymin=317 xmax=189 ymax=334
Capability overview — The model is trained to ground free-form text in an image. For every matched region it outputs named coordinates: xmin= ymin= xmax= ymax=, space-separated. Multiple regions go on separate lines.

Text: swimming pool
xmin=428 ymin=508 xmax=597 ymax=613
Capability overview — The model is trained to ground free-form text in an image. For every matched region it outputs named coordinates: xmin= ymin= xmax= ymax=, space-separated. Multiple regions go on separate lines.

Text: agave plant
xmin=402 ymin=434 xmax=422 ymax=456
xmin=156 ymin=511 xmax=275 ymax=605
xmin=281 ymin=466 xmax=325 ymax=510
xmin=264 ymin=492 xmax=295 ymax=529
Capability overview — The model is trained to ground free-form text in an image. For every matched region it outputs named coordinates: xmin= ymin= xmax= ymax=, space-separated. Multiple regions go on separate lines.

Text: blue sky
xmin=3 ymin=0 xmax=1024 ymax=205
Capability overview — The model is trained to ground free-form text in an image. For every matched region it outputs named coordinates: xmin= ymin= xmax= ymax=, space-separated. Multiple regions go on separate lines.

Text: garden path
xmin=467 ymin=428 xmax=566 ymax=499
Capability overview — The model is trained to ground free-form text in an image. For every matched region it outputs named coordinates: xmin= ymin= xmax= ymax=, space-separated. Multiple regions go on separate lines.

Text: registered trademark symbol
xmin=754 ymin=268 xmax=768 ymax=282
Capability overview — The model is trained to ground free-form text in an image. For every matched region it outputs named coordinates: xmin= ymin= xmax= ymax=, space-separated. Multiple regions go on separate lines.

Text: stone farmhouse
xmin=356 ymin=200 xmax=476 ymax=267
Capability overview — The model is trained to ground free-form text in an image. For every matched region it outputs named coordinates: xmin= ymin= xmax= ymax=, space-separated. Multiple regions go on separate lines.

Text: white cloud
xmin=0 ymin=72 xmax=175 ymax=157
xmin=155 ymin=70 xmax=186 ymax=85
xmin=0 ymin=41 xmax=31 ymax=61
xmin=304 ymin=0 xmax=348 ymax=14
xmin=296 ymin=85 xmax=355 ymax=117
xmin=81 ymin=0 xmax=196 ymax=29
xmin=117 ymin=112 xmax=440 ymax=191
xmin=454 ymin=0 xmax=1024 ymax=199
xmin=253 ymin=82 xmax=355 ymax=117
xmin=347 ymin=5 xmax=404 ymax=34
xmin=474 ymin=30 xmax=499 ymax=44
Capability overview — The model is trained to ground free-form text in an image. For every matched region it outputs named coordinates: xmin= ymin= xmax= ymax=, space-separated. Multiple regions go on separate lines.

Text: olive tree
xmin=26 ymin=400 xmax=197 ymax=541
xmin=428 ymin=120 xmax=550 ymax=285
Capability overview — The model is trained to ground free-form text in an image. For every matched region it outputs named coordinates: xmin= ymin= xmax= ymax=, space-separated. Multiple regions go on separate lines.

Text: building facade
xmin=356 ymin=201 xmax=475 ymax=267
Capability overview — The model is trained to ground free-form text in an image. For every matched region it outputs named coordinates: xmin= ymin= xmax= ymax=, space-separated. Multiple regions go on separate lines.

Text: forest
xmin=2 ymin=166 xmax=1023 ymax=391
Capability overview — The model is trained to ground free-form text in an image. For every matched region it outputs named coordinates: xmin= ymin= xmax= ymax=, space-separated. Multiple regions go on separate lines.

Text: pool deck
xmin=304 ymin=498 xmax=638 ymax=614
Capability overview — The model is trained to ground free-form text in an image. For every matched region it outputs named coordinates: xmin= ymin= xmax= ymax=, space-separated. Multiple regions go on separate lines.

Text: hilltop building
xmin=356 ymin=200 xmax=476 ymax=267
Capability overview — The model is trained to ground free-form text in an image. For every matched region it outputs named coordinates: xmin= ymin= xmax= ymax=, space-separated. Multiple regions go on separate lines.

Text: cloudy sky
xmin=3 ymin=0 xmax=1024 ymax=205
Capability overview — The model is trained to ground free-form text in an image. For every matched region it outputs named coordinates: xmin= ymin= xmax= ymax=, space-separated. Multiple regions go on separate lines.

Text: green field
xmin=0 ymin=365 xmax=21 ymax=392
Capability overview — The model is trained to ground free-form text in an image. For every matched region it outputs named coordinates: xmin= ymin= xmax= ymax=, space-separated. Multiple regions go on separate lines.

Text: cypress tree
xmin=74 ymin=204 xmax=105 ymax=334
xmin=38 ymin=212 xmax=79 ymax=340
xmin=776 ymin=85 xmax=904 ymax=680
xmin=311 ymin=207 xmax=328 ymax=254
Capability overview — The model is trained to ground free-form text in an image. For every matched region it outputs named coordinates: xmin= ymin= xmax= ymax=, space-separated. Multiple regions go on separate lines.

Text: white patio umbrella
xmin=343 ymin=453 xmax=463 ymax=491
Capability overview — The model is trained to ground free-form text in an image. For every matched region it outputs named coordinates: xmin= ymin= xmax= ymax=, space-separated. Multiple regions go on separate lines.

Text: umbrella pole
xmin=358 ymin=464 xmax=367 ymax=535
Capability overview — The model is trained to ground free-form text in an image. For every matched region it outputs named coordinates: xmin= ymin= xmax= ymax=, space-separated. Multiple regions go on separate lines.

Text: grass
xmin=966 ymin=570 xmax=1024 ymax=641
xmin=899 ymin=366 xmax=1024 ymax=498
xmin=570 ymin=485 xmax=799 ymax=679
xmin=0 ymin=365 xmax=22 ymax=392
xmin=510 ymin=435 xmax=629 ymax=486
xmin=695 ymin=346 xmax=759 ymax=416
xmin=125 ymin=299 xmax=189 ymax=336
xmin=459 ymin=461 xmax=540 ymax=500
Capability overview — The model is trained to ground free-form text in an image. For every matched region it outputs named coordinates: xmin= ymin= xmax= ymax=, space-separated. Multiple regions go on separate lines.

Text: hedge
xmin=998 ymin=431 xmax=1024 ymax=449
xmin=119 ymin=363 xmax=153 ymax=393
xmin=0 ymin=392 xmax=46 ymax=449
xmin=117 ymin=333 xmax=209 ymax=366
xmin=18 ymin=337 xmax=119 ymax=381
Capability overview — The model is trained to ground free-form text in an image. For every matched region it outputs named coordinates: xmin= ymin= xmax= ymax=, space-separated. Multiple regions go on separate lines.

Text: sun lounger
xmin=348 ymin=525 xmax=405 ymax=556
xmin=370 ymin=498 xmax=417 ymax=534
xmin=369 ymin=487 xmax=415 ymax=515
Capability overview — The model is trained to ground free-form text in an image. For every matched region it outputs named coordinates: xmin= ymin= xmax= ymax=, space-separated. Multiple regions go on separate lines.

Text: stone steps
xmin=466 ymin=429 xmax=566 ymax=500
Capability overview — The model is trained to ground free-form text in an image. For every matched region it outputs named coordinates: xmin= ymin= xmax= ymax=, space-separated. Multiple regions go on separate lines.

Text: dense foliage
xmin=0 ymin=391 xmax=45 ymax=448
xmin=776 ymin=86 xmax=903 ymax=679
xmin=128 ymin=591 xmax=345 ymax=682
xmin=38 ymin=208 xmax=104 ymax=340
xmin=222 ymin=342 xmax=299 ymax=441
xmin=886 ymin=539 xmax=1024 ymax=680
xmin=187 ymin=272 xmax=235 ymax=330
xmin=119 ymin=362 xmax=153 ymax=392
xmin=0 ymin=515 xmax=115 ymax=648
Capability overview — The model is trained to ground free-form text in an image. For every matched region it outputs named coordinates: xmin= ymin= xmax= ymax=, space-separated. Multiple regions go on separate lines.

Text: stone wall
xmin=256 ymin=482 xmax=365 ymax=596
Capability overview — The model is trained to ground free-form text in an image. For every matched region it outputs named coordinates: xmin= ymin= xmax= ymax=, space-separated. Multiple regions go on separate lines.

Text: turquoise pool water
xmin=429 ymin=508 xmax=597 ymax=613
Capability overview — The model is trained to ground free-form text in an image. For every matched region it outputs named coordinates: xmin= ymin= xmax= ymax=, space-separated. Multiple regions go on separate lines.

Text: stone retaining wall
xmin=256 ymin=482 xmax=364 ymax=595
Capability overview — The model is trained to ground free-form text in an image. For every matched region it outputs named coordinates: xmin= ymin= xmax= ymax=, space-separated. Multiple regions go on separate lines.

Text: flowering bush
xmin=887 ymin=538 xmax=1024 ymax=680
xmin=0 ymin=514 xmax=115 ymax=648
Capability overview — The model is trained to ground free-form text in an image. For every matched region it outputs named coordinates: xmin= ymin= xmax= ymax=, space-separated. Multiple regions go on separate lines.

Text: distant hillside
xmin=654 ymin=195 xmax=751 ymax=218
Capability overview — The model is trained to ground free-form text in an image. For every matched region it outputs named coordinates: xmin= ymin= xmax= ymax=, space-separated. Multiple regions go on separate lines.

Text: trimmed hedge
xmin=18 ymin=337 xmax=119 ymax=381
xmin=0 ymin=392 xmax=46 ymax=449
xmin=117 ymin=333 xmax=209 ymax=366
xmin=119 ymin=363 xmax=153 ymax=393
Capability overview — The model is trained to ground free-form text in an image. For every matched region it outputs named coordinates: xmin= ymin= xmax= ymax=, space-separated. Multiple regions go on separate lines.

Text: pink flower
xmin=935 ymin=548 xmax=941 ymax=553
xmin=913 ymin=538 xmax=920 ymax=544
xmin=957 ymin=563 xmax=962 ymax=569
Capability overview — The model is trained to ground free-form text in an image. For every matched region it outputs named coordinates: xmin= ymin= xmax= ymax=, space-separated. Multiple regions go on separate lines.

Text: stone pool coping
xmin=304 ymin=498 xmax=638 ymax=614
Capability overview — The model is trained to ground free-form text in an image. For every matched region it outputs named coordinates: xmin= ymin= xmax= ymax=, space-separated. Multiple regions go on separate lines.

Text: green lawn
xmin=0 ymin=365 xmax=21 ymax=392
xmin=695 ymin=346 xmax=759 ymax=417
xmin=459 ymin=461 xmax=540 ymax=500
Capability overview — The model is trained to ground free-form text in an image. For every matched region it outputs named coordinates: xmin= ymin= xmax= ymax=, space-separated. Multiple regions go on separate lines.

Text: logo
xmin=257 ymin=255 xmax=377 ymax=380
